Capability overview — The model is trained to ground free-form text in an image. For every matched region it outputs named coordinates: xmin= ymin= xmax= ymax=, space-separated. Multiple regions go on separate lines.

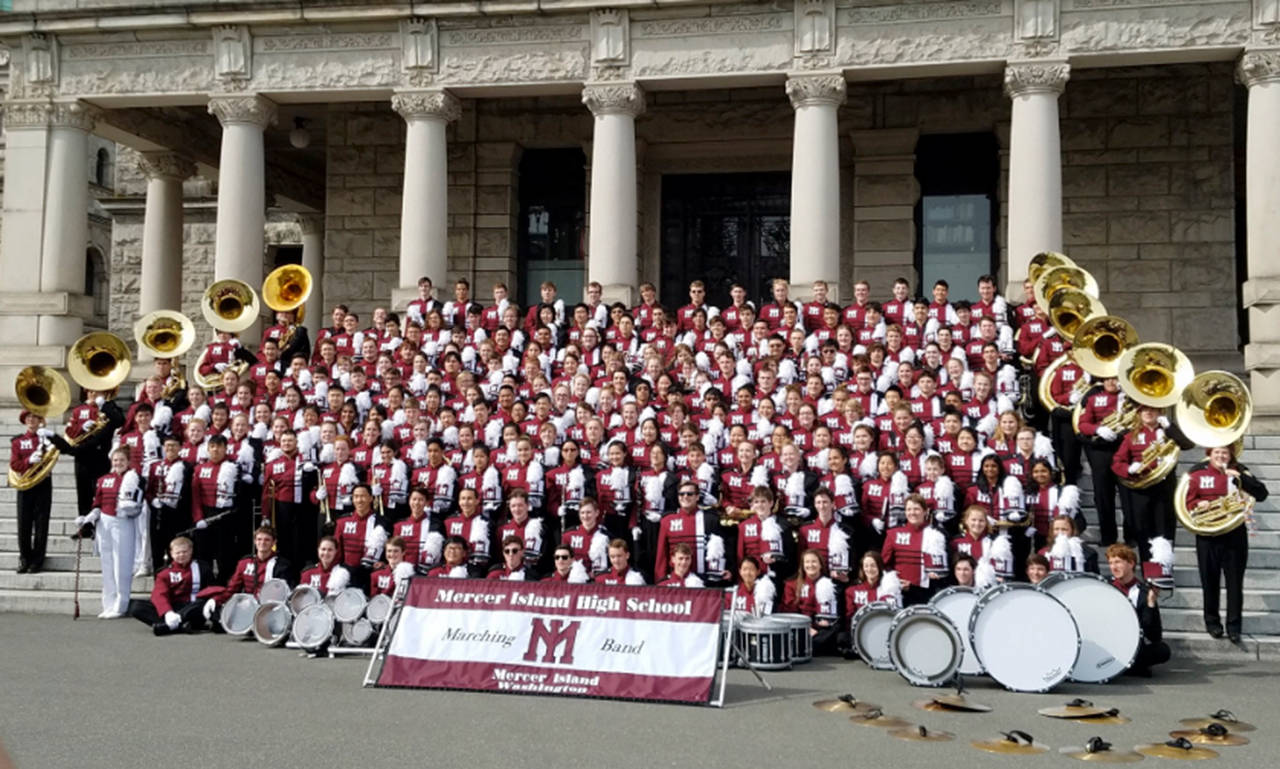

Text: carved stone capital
xmin=208 ymin=94 xmax=277 ymax=129
xmin=1238 ymin=49 xmax=1280 ymax=88
xmin=391 ymin=89 xmax=461 ymax=122
xmin=2 ymin=101 xmax=52 ymax=130
xmin=139 ymin=151 xmax=196 ymax=182
xmin=1004 ymin=60 xmax=1070 ymax=97
xmin=582 ymin=82 xmax=645 ymax=117
xmin=785 ymin=73 xmax=847 ymax=109
xmin=49 ymin=100 xmax=98 ymax=131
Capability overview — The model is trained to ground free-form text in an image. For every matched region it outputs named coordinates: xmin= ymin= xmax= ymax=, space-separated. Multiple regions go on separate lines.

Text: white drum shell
xmin=929 ymin=586 xmax=984 ymax=675
xmin=220 ymin=593 xmax=259 ymax=636
xmin=969 ymin=583 xmax=1080 ymax=693
xmin=251 ymin=601 xmax=292 ymax=647
xmin=331 ymin=587 xmax=368 ymax=623
xmin=888 ymin=606 xmax=963 ymax=687
xmin=850 ymin=602 xmax=896 ymax=670
xmin=292 ymin=604 xmax=336 ymax=651
xmin=259 ymin=578 xmax=290 ymax=604
xmin=288 ymin=585 xmax=322 ymax=614
xmin=1040 ymin=572 xmax=1140 ymax=683
xmin=366 ymin=594 xmax=393 ymax=626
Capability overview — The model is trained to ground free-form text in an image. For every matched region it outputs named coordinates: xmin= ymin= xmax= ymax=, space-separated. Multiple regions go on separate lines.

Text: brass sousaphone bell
xmin=1034 ymin=264 xmax=1099 ymax=315
xmin=1048 ymin=288 xmax=1105 ymax=341
xmin=134 ymin=310 xmax=196 ymax=360
xmin=202 ymin=279 xmax=260 ymax=333
xmin=8 ymin=367 xmax=72 ymax=491
xmin=1028 ymin=251 xmax=1077 ymax=286
xmin=1072 ymin=315 xmax=1139 ymax=379
xmin=1176 ymin=371 xmax=1252 ymax=449
xmin=67 ymin=331 xmax=133 ymax=392
xmin=1116 ymin=342 xmax=1194 ymax=409
xmin=262 ymin=264 xmax=312 ymax=321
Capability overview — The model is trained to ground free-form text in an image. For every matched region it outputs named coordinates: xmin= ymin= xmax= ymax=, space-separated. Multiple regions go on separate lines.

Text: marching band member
xmin=496 ymin=489 xmax=545 ymax=576
xmin=654 ymin=480 xmax=727 ymax=584
xmin=1111 ymin=404 xmax=1193 ymax=560
xmin=394 ymin=487 xmax=443 ymax=575
xmin=76 ymin=447 xmax=144 ymax=617
xmin=781 ymin=549 xmax=840 ymax=655
xmin=315 ymin=435 xmax=361 ymax=525
xmin=544 ymin=543 xmax=589 ymax=583
xmin=1039 ymin=514 xmax=1097 ymax=573
xmin=441 ymin=487 xmax=489 ymax=576
xmin=725 ymin=555 xmax=775 ymax=615
xmin=1025 ymin=553 xmax=1050 ymax=584
xmin=1107 ymin=543 xmax=1171 ymax=676
xmin=128 ymin=536 xmax=210 ymax=636
xmin=10 ymin=410 xmax=54 ymax=574
xmin=657 ymin=542 xmax=704 ymax=587
xmin=188 ymin=435 xmax=238 ymax=581
xmin=737 ymin=485 xmax=790 ymax=578
xmin=146 ymin=435 xmax=188 ymax=571
xmin=949 ymin=554 xmax=976 ymax=588
xmin=370 ymin=536 xmax=415 ymax=594
xmin=202 ymin=526 xmax=293 ymax=625
xmin=1185 ymin=445 xmax=1270 ymax=643
xmin=333 ymin=484 xmax=388 ymax=590
xmin=300 ymin=536 xmax=351 ymax=596
xmin=595 ymin=538 xmax=646 ymax=586
xmin=371 ymin=443 xmax=410 ymax=523
xmin=1023 ymin=458 xmax=1081 ymax=547
xmin=488 ymin=535 xmax=530 ymax=581
xmin=49 ymin=391 xmax=125 ymax=541
xmin=880 ymin=495 xmax=948 ymax=605
xmin=1076 ymin=376 xmax=1126 ymax=547
xmin=797 ymin=488 xmax=852 ymax=580
xmin=562 ymin=497 xmax=612 ymax=577
xmin=261 ymin=429 xmax=317 ymax=571
xmin=843 ymin=550 xmax=902 ymax=618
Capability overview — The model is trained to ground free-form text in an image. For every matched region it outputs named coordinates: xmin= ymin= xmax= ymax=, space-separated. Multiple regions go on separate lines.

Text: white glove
xmin=302 ymin=461 xmax=316 ymax=473
xmin=76 ymin=509 xmax=102 ymax=527
xmin=164 ymin=611 xmax=181 ymax=630
xmin=1069 ymin=389 xmax=1084 ymax=405
xmin=371 ymin=483 xmax=383 ymax=498
xmin=74 ymin=515 xmax=88 ymax=527
xmin=203 ymin=599 xmax=217 ymax=620
xmin=36 ymin=428 xmax=53 ymax=439
xmin=1096 ymin=426 xmax=1117 ymax=442
xmin=195 ymin=519 xmax=208 ymax=530
xmin=1128 ymin=461 xmax=1143 ymax=474
xmin=241 ymin=473 xmax=254 ymax=485
xmin=1157 ymin=416 xmax=1170 ymax=429
xmin=94 ymin=396 xmax=106 ymax=407
xmin=152 ymin=498 xmax=163 ymax=509
xmin=29 ymin=451 xmax=42 ymax=465
xmin=315 ymin=485 xmax=327 ymax=501
xmin=214 ymin=362 xmax=228 ymax=373
xmin=872 ymin=518 xmax=885 ymax=534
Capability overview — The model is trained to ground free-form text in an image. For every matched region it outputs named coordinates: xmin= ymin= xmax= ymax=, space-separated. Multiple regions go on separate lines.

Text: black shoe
xmin=153 ymin=623 xmax=172 ymax=637
xmin=16 ymin=563 xmax=29 ymax=574
xmin=26 ymin=563 xmax=42 ymax=574
xmin=1228 ymin=633 xmax=1242 ymax=645
xmin=1207 ymin=626 xmax=1225 ymax=639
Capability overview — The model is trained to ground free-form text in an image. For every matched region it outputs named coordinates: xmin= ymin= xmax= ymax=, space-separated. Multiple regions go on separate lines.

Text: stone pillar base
xmin=600 ymin=283 xmax=636 ymax=308
xmin=389 ymin=288 xmax=419 ymax=313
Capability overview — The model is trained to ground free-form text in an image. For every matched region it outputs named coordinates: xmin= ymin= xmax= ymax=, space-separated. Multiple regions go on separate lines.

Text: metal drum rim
xmin=888 ymin=606 xmax=963 ymax=687
xmin=968 ymin=583 xmax=1081 ymax=693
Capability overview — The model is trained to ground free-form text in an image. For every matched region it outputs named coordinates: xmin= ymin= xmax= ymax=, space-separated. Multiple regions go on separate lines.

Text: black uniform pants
xmin=150 ymin=503 xmax=186 ymax=571
xmin=1120 ymin=476 xmax=1176 ymax=561
xmin=1083 ymin=443 xmax=1121 ymax=545
xmin=1050 ymin=411 xmax=1083 ymax=484
xmin=126 ymin=598 xmax=207 ymax=635
xmin=16 ymin=481 xmax=52 ymax=569
xmin=1196 ymin=526 xmax=1248 ymax=635
xmin=275 ymin=501 xmax=317 ymax=571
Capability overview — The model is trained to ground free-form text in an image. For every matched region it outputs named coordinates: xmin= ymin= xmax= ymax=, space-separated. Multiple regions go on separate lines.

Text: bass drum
xmin=1040 ymin=571 xmax=1140 ymax=683
xmin=251 ymin=601 xmax=293 ymax=647
xmin=970 ymin=583 xmax=1080 ymax=693
xmin=850 ymin=602 xmax=896 ymax=670
xmin=292 ymin=603 xmax=336 ymax=652
xmin=219 ymin=593 xmax=259 ymax=636
xmin=259 ymin=578 xmax=290 ymax=604
xmin=929 ymin=586 xmax=984 ymax=675
xmin=888 ymin=605 xmax=963 ymax=688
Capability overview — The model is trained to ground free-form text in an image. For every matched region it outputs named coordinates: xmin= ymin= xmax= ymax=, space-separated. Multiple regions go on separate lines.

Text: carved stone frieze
xmin=259 ymin=33 xmax=395 ymax=53
xmin=2 ymin=101 xmax=52 ymax=130
xmin=49 ymin=100 xmax=98 ymax=131
xmin=843 ymin=1 xmax=1003 ymax=24
xmin=65 ymin=40 xmax=210 ymax=60
xmin=1238 ymin=49 xmax=1280 ymax=85
xmin=441 ymin=24 xmax=586 ymax=46
xmin=582 ymin=82 xmax=645 ymax=117
xmin=785 ymin=73 xmax=847 ymax=109
xmin=208 ymin=94 xmax=277 ymax=129
xmin=1003 ymin=60 xmax=1070 ymax=96
xmin=441 ymin=48 xmax=588 ymax=84
xmin=391 ymin=89 xmax=461 ymax=122
xmin=139 ymin=152 xmax=197 ymax=182
xmin=632 ymin=14 xmax=786 ymax=38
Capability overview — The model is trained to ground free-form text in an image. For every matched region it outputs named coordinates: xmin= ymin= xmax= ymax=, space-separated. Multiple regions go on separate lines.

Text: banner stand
xmin=711 ymin=606 xmax=772 ymax=708
xmin=363 ymin=579 xmax=408 ymax=687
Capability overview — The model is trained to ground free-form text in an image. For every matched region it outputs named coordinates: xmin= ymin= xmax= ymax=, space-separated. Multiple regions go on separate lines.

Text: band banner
xmin=373 ymin=578 xmax=723 ymax=704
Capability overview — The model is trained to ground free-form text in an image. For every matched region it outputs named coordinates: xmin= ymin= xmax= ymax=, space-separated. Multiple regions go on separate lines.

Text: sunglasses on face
xmin=555 ymin=554 xmax=573 ymax=561
xmin=503 ymin=547 xmax=522 ymax=555
xmin=678 ymin=491 xmax=697 ymax=497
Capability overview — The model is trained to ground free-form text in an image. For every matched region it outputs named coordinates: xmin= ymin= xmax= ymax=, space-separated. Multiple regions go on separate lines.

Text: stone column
xmin=1003 ymin=60 xmax=1069 ymax=297
xmin=298 ymin=213 xmax=325 ymax=339
xmin=583 ymin=82 xmax=645 ymax=306
xmin=38 ymin=102 xmax=98 ymax=346
xmin=138 ymin=152 xmax=195 ymax=318
xmin=392 ymin=90 xmax=460 ymax=308
xmin=786 ymin=73 xmax=846 ymax=302
xmin=1239 ymin=50 xmax=1280 ymax=420
xmin=208 ymin=94 xmax=276 ymax=287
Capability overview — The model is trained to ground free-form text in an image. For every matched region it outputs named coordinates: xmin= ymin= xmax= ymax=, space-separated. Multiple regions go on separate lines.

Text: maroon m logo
xmin=523 ymin=617 xmax=581 ymax=665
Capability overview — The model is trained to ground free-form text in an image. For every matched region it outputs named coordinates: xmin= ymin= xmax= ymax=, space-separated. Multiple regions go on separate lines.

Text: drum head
xmin=366 ymin=594 xmax=393 ymax=626
xmin=292 ymin=604 xmax=336 ymax=651
xmin=343 ymin=617 xmax=374 ymax=646
xmin=929 ymin=587 xmax=983 ymax=675
xmin=259 ymin=578 xmax=290 ymax=604
xmin=220 ymin=594 xmax=259 ymax=636
xmin=851 ymin=602 xmax=896 ymax=670
xmin=331 ymin=587 xmax=368 ymax=623
xmin=970 ymin=584 xmax=1079 ymax=693
xmin=1041 ymin=572 xmax=1140 ymax=683
xmin=251 ymin=601 xmax=292 ymax=647
xmin=889 ymin=606 xmax=963 ymax=687
xmin=288 ymin=585 xmax=322 ymax=614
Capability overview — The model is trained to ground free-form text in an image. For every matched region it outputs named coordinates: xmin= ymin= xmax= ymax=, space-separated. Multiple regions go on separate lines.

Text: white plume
xmin=1149 ymin=536 xmax=1174 ymax=567
xmin=448 ymin=565 xmax=469 ymax=579
xmin=828 ymin=526 xmax=850 ymax=571
xmin=706 ymin=534 xmax=726 ymax=572
xmin=753 ymin=575 xmax=776 ymax=614
xmin=1033 ymin=433 xmax=1055 ymax=460
xmin=568 ymin=560 xmax=590 ymax=584
xmin=318 ymin=443 xmax=335 ymax=465
xmin=1057 ymin=484 xmax=1081 ymax=515
xmin=761 ymin=516 xmax=784 ymax=554
xmin=625 ymin=570 xmax=646 ymax=586
xmin=974 ymin=558 xmax=997 ymax=590
xmin=425 ymin=531 xmax=444 ymax=564
xmin=878 ymin=570 xmax=902 ymax=603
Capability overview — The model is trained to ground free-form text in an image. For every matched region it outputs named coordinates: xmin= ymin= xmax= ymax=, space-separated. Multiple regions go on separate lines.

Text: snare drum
xmin=366 ymin=594 xmax=393 ymax=627
xmin=251 ymin=601 xmax=293 ymax=647
xmin=929 ymin=586 xmax=984 ymax=675
xmin=969 ymin=583 xmax=1080 ymax=693
xmin=259 ymin=578 xmax=290 ymax=604
xmin=771 ymin=613 xmax=814 ymax=664
xmin=288 ymin=584 xmax=322 ymax=614
xmin=341 ymin=617 xmax=376 ymax=647
xmin=219 ymin=593 xmax=259 ymax=637
xmin=1039 ymin=571 xmax=1140 ymax=683
xmin=331 ymin=587 xmax=368 ymax=624
xmin=735 ymin=617 xmax=792 ymax=670
xmin=888 ymin=605 xmax=963 ymax=687
xmin=291 ymin=603 xmax=337 ymax=652
xmin=850 ymin=602 xmax=896 ymax=670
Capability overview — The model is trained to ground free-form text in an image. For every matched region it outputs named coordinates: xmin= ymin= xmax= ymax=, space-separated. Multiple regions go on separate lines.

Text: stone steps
xmin=0 ymin=569 xmax=153 ymax=593
xmin=1161 ymin=587 xmax=1280 ymax=612
xmin=0 ymin=588 xmax=148 ymax=615
xmin=1160 ymin=607 xmax=1280 ymax=635
xmin=1163 ymin=630 xmax=1280 ymax=662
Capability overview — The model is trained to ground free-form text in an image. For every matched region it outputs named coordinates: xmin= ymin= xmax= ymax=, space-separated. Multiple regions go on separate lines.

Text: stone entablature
xmin=1 ymin=0 xmax=1273 ymax=104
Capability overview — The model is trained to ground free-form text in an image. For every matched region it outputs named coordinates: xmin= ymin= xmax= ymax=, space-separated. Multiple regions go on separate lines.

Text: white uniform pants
xmin=98 ymin=514 xmax=136 ymax=614
xmin=133 ymin=506 xmax=151 ymax=573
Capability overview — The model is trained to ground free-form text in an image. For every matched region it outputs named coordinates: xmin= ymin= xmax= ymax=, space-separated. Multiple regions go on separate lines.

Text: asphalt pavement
xmin=0 ymin=614 xmax=1273 ymax=769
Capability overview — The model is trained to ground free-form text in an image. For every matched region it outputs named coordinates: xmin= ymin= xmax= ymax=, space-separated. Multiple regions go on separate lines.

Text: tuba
xmin=1175 ymin=371 xmax=1252 ymax=449
xmin=1118 ymin=423 xmax=1181 ymax=490
xmin=1174 ymin=472 xmax=1253 ymax=536
xmin=135 ymin=310 xmax=196 ymax=360
xmin=1116 ymin=342 xmax=1194 ymax=409
xmin=262 ymin=264 xmax=312 ymax=351
xmin=67 ymin=332 xmax=133 ymax=393
xmin=1027 ymin=251 xmax=1076 ymax=286
xmin=1072 ymin=314 xmax=1138 ymax=379
xmin=1037 ymin=352 xmax=1090 ymax=414
xmin=201 ymin=279 xmax=260 ymax=333
xmin=8 ymin=367 xmax=71 ymax=490
xmin=1033 ymin=264 xmax=1099 ymax=314
xmin=1047 ymin=288 xmax=1105 ymax=341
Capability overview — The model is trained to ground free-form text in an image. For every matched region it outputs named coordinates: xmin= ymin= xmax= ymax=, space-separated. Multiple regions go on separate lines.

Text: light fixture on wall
xmin=289 ymin=117 xmax=311 ymax=149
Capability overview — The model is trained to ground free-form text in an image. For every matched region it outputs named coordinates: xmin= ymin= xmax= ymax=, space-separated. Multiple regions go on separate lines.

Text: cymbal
xmin=1178 ymin=710 xmax=1255 ymax=733
xmin=1072 ymin=711 xmax=1131 ymax=726
xmin=1041 ymin=699 xmax=1110 ymax=719
xmin=813 ymin=695 xmax=880 ymax=714
xmin=1135 ymin=739 xmax=1218 ymax=760
xmin=849 ymin=710 xmax=913 ymax=729
xmin=972 ymin=731 xmax=1050 ymax=755
xmin=1060 ymin=737 xmax=1145 ymax=763
xmin=1169 ymin=728 xmax=1249 ymax=747
xmin=914 ymin=693 xmax=993 ymax=713
xmin=890 ymin=725 xmax=954 ymax=742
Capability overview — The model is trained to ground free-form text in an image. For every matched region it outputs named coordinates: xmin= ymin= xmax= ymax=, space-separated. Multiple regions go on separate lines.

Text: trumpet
xmin=1174 ymin=476 xmax=1253 ymax=536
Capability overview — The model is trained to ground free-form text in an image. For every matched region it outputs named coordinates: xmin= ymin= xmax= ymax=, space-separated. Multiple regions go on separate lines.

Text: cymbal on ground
xmin=972 ymin=731 xmax=1049 ymax=755
xmin=889 ymin=725 xmax=954 ymax=742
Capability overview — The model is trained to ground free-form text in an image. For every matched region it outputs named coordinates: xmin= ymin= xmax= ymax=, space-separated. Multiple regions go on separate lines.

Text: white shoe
xmin=96 ymin=610 xmax=114 ymax=619
xmin=99 ymin=610 xmax=124 ymax=619
xmin=134 ymin=565 xmax=152 ymax=578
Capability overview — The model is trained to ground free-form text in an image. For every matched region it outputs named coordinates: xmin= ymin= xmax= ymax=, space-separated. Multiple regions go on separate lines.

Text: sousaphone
xmin=67 ymin=331 xmax=133 ymax=392
xmin=8 ymin=366 xmax=72 ymax=490
xmin=1028 ymin=251 xmax=1076 ymax=286
xmin=134 ymin=310 xmax=196 ymax=360
xmin=1072 ymin=315 xmax=1139 ymax=379
xmin=1116 ymin=342 xmax=1194 ymax=409
xmin=201 ymin=279 xmax=260 ymax=333
xmin=1034 ymin=264 xmax=1099 ymax=314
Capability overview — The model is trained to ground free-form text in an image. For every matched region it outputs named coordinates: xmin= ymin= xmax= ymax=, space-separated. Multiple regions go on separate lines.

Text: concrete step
xmin=0 ymin=570 xmax=153 ymax=593
xmin=1162 ymin=588 xmax=1280 ymax=612
xmin=0 ymin=588 xmax=148 ymax=615
xmin=0 ymin=534 xmax=85 ymax=555
xmin=0 ymin=488 xmax=83 ymax=506
xmin=1164 ymin=630 xmax=1280 ymax=662
xmin=0 ymin=519 xmax=86 ymax=537
xmin=1161 ymin=607 xmax=1280 ymax=635
xmin=0 ymin=552 xmax=105 ymax=572
xmin=1173 ymin=566 xmax=1280 ymax=590
xmin=1175 ymin=547 xmax=1280 ymax=569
